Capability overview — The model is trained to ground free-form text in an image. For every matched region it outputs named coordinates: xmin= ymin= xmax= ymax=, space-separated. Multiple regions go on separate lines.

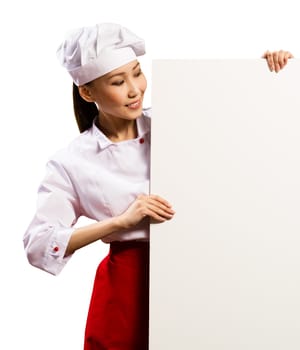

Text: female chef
xmin=23 ymin=22 xmax=293 ymax=350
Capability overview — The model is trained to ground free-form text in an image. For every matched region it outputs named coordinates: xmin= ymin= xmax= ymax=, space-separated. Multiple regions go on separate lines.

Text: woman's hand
xmin=117 ymin=194 xmax=175 ymax=229
xmin=263 ymin=50 xmax=293 ymax=73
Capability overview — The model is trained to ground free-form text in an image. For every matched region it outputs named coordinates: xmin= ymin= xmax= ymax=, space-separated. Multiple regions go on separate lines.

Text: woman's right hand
xmin=117 ymin=194 xmax=175 ymax=229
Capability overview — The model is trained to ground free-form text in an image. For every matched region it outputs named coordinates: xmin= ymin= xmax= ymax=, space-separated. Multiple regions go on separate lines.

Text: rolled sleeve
xmin=23 ymin=157 xmax=81 ymax=275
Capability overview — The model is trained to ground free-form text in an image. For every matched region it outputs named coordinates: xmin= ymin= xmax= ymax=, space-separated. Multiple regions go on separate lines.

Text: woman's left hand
xmin=263 ymin=50 xmax=293 ymax=73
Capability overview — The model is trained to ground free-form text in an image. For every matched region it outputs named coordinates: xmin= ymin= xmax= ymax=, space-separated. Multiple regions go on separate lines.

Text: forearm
xmin=65 ymin=216 xmax=123 ymax=256
xmin=65 ymin=194 xmax=175 ymax=257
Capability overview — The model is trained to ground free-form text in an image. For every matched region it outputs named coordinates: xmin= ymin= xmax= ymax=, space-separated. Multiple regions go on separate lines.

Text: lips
xmin=126 ymin=100 xmax=141 ymax=109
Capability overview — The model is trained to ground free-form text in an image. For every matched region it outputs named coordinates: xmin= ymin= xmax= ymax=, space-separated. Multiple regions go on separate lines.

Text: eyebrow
xmin=107 ymin=62 xmax=140 ymax=79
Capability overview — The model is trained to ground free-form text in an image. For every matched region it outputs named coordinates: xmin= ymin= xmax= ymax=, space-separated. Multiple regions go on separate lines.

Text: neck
xmin=96 ymin=114 xmax=138 ymax=142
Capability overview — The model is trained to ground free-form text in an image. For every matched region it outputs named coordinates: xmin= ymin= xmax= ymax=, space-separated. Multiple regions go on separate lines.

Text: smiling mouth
xmin=126 ymin=100 xmax=141 ymax=109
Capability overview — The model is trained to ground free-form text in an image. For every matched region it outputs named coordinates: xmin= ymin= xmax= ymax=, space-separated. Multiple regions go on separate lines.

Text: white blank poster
xmin=149 ymin=60 xmax=300 ymax=349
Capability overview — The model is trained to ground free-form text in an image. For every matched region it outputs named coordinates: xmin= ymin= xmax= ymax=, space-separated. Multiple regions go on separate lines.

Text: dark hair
xmin=73 ymin=83 xmax=98 ymax=133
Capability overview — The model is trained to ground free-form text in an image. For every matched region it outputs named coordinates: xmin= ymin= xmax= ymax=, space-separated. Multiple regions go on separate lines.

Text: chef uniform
xmin=23 ymin=23 xmax=150 ymax=350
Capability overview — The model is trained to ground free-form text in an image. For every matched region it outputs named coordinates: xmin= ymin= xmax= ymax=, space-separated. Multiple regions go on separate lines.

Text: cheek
xmin=140 ymin=76 xmax=147 ymax=93
xmin=98 ymin=90 xmax=125 ymax=108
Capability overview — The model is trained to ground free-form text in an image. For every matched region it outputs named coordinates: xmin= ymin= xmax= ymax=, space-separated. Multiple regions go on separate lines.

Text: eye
xmin=112 ymin=80 xmax=124 ymax=86
xmin=135 ymin=69 xmax=143 ymax=77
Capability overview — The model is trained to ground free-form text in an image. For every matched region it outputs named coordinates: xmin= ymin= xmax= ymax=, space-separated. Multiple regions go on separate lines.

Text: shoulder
xmin=47 ymin=128 xmax=96 ymax=167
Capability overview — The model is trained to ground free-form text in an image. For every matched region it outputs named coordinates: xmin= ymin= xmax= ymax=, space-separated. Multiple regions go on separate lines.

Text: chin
xmin=126 ymin=108 xmax=144 ymax=119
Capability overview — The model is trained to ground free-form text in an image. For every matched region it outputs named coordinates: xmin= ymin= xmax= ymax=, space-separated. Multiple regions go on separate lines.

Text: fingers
xmin=119 ymin=194 xmax=175 ymax=229
xmin=137 ymin=194 xmax=175 ymax=222
xmin=263 ymin=50 xmax=293 ymax=73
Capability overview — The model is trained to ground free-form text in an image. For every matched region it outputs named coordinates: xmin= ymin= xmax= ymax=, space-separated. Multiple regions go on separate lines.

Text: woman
xmin=23 ymin=22 xmax=292 ymax=350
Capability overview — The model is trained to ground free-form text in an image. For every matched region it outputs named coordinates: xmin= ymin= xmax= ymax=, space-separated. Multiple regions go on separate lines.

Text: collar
xmin=91 ymin=110 xmax=151 ymax=150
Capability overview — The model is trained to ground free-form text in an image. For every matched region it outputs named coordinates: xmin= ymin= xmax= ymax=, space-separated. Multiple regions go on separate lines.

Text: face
xmin=80 ymin=60 xmax=147 ymax=121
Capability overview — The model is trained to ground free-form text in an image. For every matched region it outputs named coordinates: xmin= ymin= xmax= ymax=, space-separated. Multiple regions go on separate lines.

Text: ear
xmin=78 ymin=85 xmax=94 ymax=103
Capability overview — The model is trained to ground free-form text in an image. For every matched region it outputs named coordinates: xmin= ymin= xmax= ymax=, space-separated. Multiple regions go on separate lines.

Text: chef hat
xmin=57 ymin=23 xmax=145 ymax=86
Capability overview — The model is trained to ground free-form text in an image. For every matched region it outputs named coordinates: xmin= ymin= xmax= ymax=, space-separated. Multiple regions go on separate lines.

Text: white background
xmin=0 ymin=0 xmax=299 ymax=349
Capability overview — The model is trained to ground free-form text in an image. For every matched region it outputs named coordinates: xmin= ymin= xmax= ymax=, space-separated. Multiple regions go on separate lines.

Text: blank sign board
xmin=150 ymin=60 xmax=300 ymax=349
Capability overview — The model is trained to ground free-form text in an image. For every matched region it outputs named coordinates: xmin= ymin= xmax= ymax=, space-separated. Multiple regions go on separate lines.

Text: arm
xmin=263 ymin=50 xmax=294 ymax=72
xmin=65 ymin=194 xmax=175 ymax=256
xmin=24 ymin=157 xmax=174 ymax=274
xmin=23 ymin=159 xmax=80 ymax=275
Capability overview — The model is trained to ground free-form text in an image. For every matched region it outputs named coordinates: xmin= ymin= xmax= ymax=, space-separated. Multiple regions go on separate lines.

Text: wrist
xmin=113 ymin=214 xmax=129 ymax=231
xmin=114 ymin=212 xmax=138 ymax=231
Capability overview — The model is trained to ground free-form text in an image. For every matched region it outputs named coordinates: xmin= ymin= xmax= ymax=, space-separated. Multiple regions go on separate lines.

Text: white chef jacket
xmin=23 ymin=109 xmax=151 ymax=276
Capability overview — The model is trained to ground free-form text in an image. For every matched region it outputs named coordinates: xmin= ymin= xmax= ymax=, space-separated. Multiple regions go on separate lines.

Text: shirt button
xmin=53 ymin=246 xmax=59 ymax=252
xmin=139 ymin=138 xmax=145 ymax=144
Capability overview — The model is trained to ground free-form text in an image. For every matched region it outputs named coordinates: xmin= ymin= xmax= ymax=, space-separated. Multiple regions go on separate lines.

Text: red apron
xmin=84 ymin=241 xmax=149 ymax=350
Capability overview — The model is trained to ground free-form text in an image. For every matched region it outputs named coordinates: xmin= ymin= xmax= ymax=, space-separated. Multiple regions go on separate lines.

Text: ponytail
xmin=73 ymin=83 xmax=98 ymax=133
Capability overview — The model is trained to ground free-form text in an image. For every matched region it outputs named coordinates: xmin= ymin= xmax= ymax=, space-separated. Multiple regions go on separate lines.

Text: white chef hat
xmin=57 ymin=23 xmax=145 ymax=86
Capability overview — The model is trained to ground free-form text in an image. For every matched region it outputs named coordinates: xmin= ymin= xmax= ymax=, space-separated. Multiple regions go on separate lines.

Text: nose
xmin=127 ymin=79 xmax=139 ymax=98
